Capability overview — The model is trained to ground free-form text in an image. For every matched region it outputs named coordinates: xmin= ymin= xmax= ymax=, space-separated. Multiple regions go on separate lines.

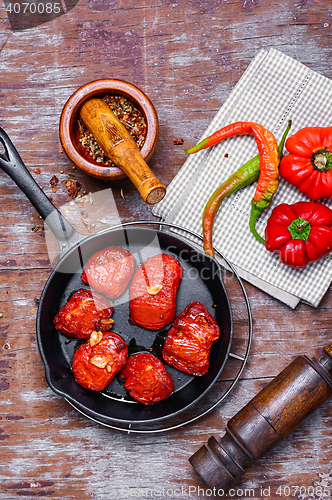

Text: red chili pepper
xmin=186 ymin=121 xmax=280 ymax=250
xmin=198 ymin=121 xmax=291 ymax=256
xmin=280 ymin=126 xmax=332 ymax=201
xmin=265 ymin=201 xmax=332 ymax=268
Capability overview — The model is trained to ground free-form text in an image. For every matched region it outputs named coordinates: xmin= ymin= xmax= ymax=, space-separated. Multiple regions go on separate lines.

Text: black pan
xmin=0 ymin=128 xmax=233 ymax=429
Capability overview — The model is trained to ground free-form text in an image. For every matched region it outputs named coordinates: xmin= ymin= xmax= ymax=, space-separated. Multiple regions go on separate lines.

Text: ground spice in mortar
xmin=78 ymin=95 xmax=147 ymax=167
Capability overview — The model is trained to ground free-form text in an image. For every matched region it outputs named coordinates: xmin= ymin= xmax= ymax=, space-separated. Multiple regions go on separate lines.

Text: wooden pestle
xmin=79 ymin=98 xmax=166 ymax=205
xmin=189 ymin=342 xmax=332 ymax=490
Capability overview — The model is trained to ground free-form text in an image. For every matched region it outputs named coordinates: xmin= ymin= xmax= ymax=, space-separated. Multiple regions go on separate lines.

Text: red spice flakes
xmin=50 ymin=175 xmax=59 ymax=186
xmin=34 ymin=168 xmax=41 ymax=174
xmin=224 ymin=153 xmax=229 ymax=158
xmin=173 ymin=138 xmax=184 ymax=145
xmin=65 ymin=179 xmax=82 ymax=198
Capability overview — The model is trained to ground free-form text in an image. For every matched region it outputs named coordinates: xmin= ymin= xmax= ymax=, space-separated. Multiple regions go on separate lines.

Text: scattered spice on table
xmin=50 ymin=175 xmax=59 ymax=187
xmin=81 ymin=217 xmax=92 ymax=232
xmin=173 ymin=138 xmax=184 ymax=145
xmin=78 ymin=94 xmax=147 ymax=167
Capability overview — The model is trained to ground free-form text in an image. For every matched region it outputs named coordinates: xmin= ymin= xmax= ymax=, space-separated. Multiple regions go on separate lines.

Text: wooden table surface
xmin=1 ymin=1 xmax=332 ymax=499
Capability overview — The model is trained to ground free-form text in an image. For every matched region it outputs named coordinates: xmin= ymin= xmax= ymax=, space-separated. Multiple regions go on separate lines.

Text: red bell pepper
xmin=280 ymin=126 xmax=332 ymax=201
xmin=265 ymin=201 xmax=332 ymax=268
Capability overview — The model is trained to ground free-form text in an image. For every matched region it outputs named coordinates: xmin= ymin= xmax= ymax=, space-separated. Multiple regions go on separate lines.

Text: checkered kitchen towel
xmin=153 ymin=48 xmax=332 ymax=308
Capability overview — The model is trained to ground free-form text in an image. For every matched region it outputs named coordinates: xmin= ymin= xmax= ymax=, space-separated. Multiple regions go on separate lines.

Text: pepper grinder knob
xmin=80 ymin=98 xmax=166 ymax=205
xmin=189 ymin=344 xmax=332 ymax=490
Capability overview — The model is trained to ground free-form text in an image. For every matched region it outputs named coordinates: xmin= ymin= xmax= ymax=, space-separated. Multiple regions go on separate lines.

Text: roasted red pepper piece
xmin=120 ymin=352 xmax=173 ymax=405
xmin=280 ymin=126 xmax=332 ymax=201
xmin=185 ymin=121 xmax=280 ymax=246
xmin=162 ymin=302 xmax=221 ymax=376
xmin=53 ymin=289 xmax=114 ymax=339
xmin=129 ymin=254 xmax=182 ymax=330
xmin=72 ymin=331 xmax=128 ymax=391
xmin=265 ymin=201 xmax=332 ymax=268
xmin=82 ymin=246 xmax=135 ymax=299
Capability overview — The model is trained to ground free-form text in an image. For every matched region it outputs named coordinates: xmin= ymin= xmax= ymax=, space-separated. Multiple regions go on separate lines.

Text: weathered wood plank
xmin=1 ymin=0 xmax=332 ymax=498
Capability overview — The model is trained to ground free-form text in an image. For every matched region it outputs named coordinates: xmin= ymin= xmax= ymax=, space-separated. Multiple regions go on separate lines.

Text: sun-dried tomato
xmin=162 ymin=302 xmax=221 ymax=376
xmin=82 ymin=246 xmax=135 ymax=299
xmin=72 ymin=331 xmax=128 ymax=391
xmin=120 ymin=352 xmax=173 ymax=405
xmin=129 ymin=254 xmax=182 ymax=330
xmin=53 ymin=289 xmax=114 ymax=339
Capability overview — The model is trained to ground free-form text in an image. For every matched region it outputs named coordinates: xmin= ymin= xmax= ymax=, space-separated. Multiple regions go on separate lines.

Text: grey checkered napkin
xmin=153 ymin=48 xmax=332 ymax=307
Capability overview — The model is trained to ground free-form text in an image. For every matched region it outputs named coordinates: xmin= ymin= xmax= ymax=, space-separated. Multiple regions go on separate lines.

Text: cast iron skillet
xmin=0 ymin=128 xmax=233 ymax=428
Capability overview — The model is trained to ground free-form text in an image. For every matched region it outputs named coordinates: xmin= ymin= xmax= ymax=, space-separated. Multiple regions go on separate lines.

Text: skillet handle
xmin=0 ymin=127 xmax=82 ymax=252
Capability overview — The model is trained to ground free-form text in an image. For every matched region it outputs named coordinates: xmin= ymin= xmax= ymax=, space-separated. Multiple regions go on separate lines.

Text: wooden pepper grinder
xmin=80 ymin=98 xmax=166 ymax=205
xmin=190 ymin=343 xmax=332 ymax=489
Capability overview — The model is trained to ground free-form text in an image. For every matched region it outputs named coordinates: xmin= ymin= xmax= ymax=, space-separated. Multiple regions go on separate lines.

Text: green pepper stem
xmin=279 ymin=120 xmax=292 ymax=157
xmin=311 ymin=148 xmax=332 ymax=172
xmin=287 ymin=217 xmax=311 ymax=241
xmin=249 ymin=202 xmax=265 ymax=244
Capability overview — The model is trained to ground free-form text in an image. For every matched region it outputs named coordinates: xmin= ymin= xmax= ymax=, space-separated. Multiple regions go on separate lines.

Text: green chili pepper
xmin=199 ymin=120 xmax=291 ymax=256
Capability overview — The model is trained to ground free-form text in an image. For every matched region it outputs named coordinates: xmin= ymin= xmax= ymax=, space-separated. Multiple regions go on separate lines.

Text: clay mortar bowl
xmin=59 ymin=79 xmax=159 ymax=181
